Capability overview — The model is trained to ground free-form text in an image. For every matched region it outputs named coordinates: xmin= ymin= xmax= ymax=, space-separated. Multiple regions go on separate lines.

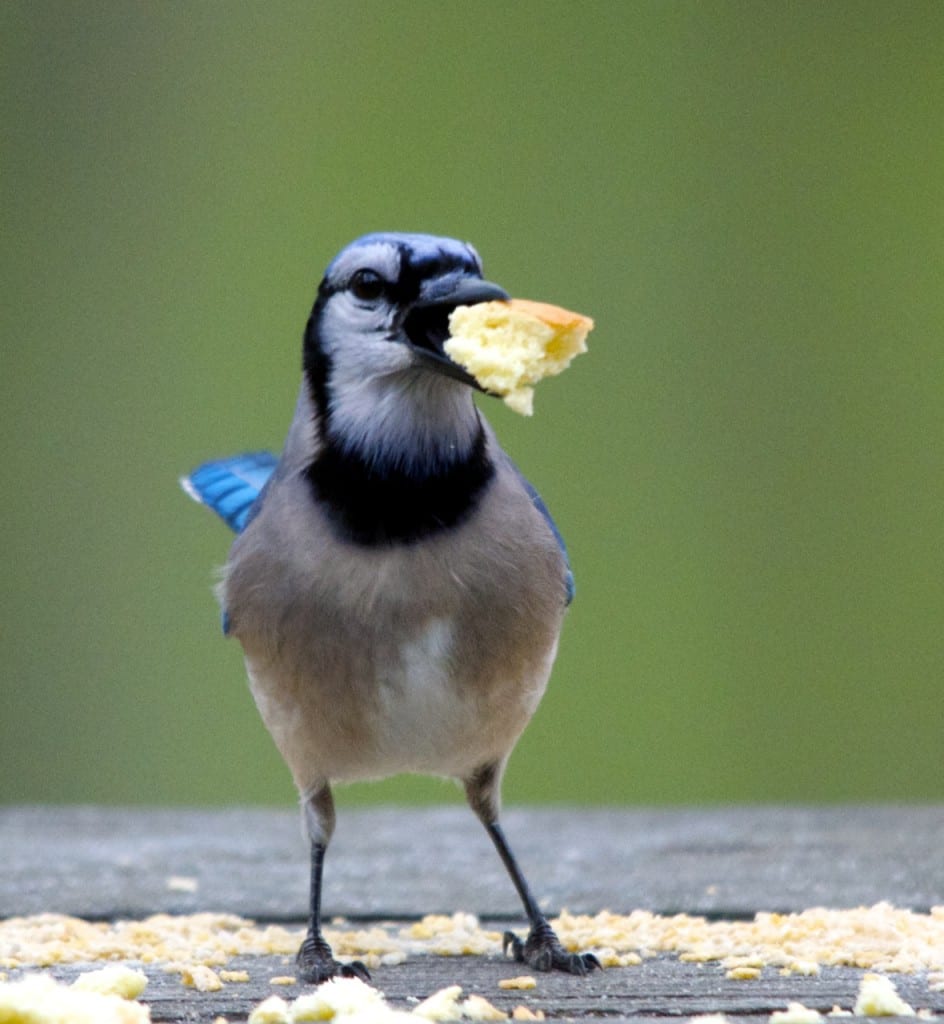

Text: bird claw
xmin=502 ymin=926 xmax=601 ymax=976
xmin=296 ymin=934 xmax=371 ymax=984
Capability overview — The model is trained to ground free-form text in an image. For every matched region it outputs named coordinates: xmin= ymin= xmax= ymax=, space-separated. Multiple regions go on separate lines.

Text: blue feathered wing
xmin=180 ymin=451 xmax=278 ymax=534
xmin=181 ymin=449 xmax=574 ymax=604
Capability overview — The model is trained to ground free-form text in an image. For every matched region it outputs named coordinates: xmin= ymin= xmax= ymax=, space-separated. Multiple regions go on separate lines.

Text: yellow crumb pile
xmin=689 ymin=974 xmax=924 ymax=1024
xmin=554 ymin=902 xmax=944 ymax=974
xmin=2 ymin=904 xmax=943 ymax=980
xmin=0 ymin=912 xmax=302 ymax=972
xmin=245 ymin=977 xmax=521 ymax=1024
xmin=769 ymin=1002 xmax=825 ymax=1024
xmin=445 ymin=299 xmax=592 ymax=415
xmin=853 ymin=973 xmax=917 ymax=1017
xmin=0 ymin=970 xmax=150 ymax=1024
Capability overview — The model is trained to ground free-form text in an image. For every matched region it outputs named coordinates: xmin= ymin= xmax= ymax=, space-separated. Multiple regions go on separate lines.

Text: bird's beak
xmin=403 ymin=276 xmax=509 ymax=387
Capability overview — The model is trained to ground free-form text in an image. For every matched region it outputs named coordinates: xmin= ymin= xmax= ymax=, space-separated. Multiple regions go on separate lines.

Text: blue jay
xmin=182 ymin=233 xmax=598 ymax=982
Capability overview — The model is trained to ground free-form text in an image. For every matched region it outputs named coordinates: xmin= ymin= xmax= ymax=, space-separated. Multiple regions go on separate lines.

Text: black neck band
xmin=306 ymin=428 xmax=494 ymax=545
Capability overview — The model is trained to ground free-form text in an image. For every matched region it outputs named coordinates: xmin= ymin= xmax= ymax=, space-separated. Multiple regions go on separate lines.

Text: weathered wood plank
xmin=2 ymin=805 xmax=942 ymax=920
xmin=2 ymin=806 xmax=943 ymax=1022
xmin=12 ymin=951 xmax=943 ymax=1024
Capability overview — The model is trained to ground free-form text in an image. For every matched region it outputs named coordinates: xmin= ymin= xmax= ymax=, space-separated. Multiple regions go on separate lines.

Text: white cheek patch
xmin=319 ymin=292 xmax=395 ymax=351
xmin=319 ymin=296 xmax=480 ymax=472
xmin=327 ymin=370 xmax=479 ymax=472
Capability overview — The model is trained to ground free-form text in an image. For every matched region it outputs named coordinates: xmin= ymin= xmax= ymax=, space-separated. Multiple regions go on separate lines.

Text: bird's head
xmin=303 ymin=233 xmax=508 ymax=469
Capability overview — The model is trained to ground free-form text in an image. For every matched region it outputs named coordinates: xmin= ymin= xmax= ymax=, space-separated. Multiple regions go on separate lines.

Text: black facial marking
xmin=306 ymin=427 xmax=495 ymax=545
xmin=300 ymin=239 xmax=494 ymax=545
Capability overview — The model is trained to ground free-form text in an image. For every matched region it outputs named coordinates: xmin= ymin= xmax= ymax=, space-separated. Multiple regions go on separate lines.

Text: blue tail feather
xmin=181 ymin=451 xmax=278 ymax=534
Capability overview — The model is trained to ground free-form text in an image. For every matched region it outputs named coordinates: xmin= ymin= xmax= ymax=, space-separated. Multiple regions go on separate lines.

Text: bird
xmin=182 ymin=232 xmax=599 ymax=982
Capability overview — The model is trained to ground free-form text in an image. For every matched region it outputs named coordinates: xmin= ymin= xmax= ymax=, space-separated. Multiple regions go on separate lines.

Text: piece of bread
xmin=445 ymin=298 xmax=593 ymax=415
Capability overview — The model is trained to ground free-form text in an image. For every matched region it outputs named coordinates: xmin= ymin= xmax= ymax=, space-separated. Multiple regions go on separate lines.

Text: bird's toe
xmin=502 ymin=925 xmax=601 ymax=976
xmin=296 ymin=934 xmax=371 ymax=984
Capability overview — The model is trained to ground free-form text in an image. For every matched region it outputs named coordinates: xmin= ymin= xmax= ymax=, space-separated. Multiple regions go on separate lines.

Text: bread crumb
xmin=72 ymin=964 xmax=148 ymax=999
xmin=290 ymin=976 xmax=389 ymax=1020
xmin=554 ymin=903 xmax=944 ymax=975
xmin=726 ymin=966 xmax=762 ymax=980
xmin=853 ymin=973 xmax=916 ymax=1017
xmin=687 ymin=1015 xmax=732 ymax=1024
xmin=511 ymin=1008 xmax=544 ymax=1022
xmin=271 ymin=975 xmax=297 ymax=986
xmin=446 ymin=299 xmax=592 ymax=416
xmin=461 ymin=993 xmax=507 ymax=1021
xmin=827 ymin=1007 xmax=852 ymax=1016
xmin=413 ymin=984 xmax=464 ymax=1021
xmin=0 ymin=973 xmax=150 ymax=1023
xmin=249 ymin=994 xmax=291 ymax=1024
xmin=181 ymin=964 xmax=223 ymax=992
xmin=781 ymin=961 xmax=820 ymax=977
xmin=220 ymin=969 xmax=250 ymax=983
xmin=498 ymin=977 xmax=536 ymax=990
xmin=769 ymin=1002 xmax=824 ymax=1024
xmin=1 ymin=902 xmax=943 ymax=986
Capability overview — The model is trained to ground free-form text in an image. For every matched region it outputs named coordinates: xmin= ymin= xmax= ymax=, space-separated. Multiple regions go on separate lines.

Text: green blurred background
xmin=3 ymin=2 xmax=942 ymax=810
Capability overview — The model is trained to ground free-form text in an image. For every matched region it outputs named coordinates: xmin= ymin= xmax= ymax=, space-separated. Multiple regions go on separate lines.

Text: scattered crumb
xmin=917 ymin=1011 xmax=938 ymax=1021
xmin=726 ymin=965 xmax=762 ymax=980
xmin=853 ymin=973 xmax=916 ymax=1017
xmin=770 ymin=1001 xmax=824 ymax=1024
xmin=220 ymin=969 xmax=250 ymax=983
xmin=166 ymin=875 xmax=199 ymax=893
xmin=248 ymin=994 xmax=291 ymax=1024
xmin=0 ymin=973 xmax=150 ymax=1023
xmin=780 ymin=961 xmax=821 ymax=977
xmin=1 ymin=903 xmax=943 ymax=1003
xmin=827 ymin=1007 xmax=852 ymax=1017
xmin=290 ymin=976 xmax=390 ymax=1020
xmin=270 ymin=975 xmax=297 ymax=986
xmin=413 ymin=984 xmax=464 ymax=1021
xmin=498 ymin=976 xmax=536 ymax=991
xmin=71 ymin=964 xmax=148 ymax=999
xmin=554 ymin=903 xmax=944 ymax=975
xmin=461 ymin=993 xmax=507 ymax=1021
xmin=511 ymin=1008 xmax=544 ymax=1022
xmin=595 ymin=948 xmax=643 ymax=967
xmin=181 ymin=964 xmax=223 ymax=992
xmin=687 ymin=1015 xmax=732 ymax=1024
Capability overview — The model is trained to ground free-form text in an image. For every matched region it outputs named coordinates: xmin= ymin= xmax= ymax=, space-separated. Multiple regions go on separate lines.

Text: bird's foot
xmin=296 ymin=933 xmax=370 ymax=984
xmin=503 ymin=922 xmax=601 ymax=976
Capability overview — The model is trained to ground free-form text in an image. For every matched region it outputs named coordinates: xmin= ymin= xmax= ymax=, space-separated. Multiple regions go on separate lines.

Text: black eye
xmin=349 ymin=268 xmax=386 ymax=302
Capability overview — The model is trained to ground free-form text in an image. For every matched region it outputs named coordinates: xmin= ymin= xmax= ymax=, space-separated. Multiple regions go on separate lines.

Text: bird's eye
xmin=349 ymin=268 xmax=386 ymax=302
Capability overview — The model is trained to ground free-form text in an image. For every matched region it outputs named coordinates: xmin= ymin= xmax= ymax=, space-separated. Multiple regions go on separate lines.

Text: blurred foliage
xmin=2 ymin=2 xmax=942 ymax=809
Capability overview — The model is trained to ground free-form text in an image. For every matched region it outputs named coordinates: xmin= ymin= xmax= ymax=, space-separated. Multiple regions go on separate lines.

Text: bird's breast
xmin=225 ymin=464 xmax=566 ymax=795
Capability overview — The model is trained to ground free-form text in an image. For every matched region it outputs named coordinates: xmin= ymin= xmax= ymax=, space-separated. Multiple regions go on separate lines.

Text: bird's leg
xmin=486 ymin=819 xmax=601 ymax=975
xmin=465 ymin=765 xmax=601 ymax=976
xmin=296 ymin=785 xmax=369 ymax=984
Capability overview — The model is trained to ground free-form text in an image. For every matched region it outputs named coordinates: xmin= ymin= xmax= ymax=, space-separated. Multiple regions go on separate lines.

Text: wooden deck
xmin=2 ymin=805 xmax=942 ymax=1022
